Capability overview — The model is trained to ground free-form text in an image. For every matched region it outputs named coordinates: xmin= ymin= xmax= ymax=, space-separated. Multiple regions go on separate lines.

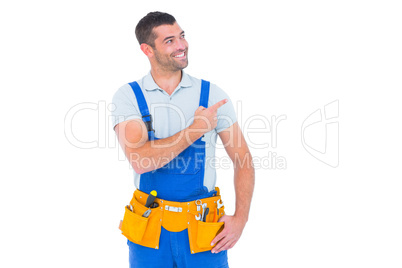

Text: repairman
xmin=112 ymin=11 xmax=255 ymax=268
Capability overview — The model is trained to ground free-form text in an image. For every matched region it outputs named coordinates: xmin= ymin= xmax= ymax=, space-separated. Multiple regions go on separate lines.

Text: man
xmin=112 ymin=11 xmax=254 ymax=268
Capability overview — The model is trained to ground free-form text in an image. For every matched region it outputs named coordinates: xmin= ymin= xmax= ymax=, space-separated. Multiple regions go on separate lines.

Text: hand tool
xmin=195 ymin=200 xmax=205 ymax=221
xmin=202 ymin=207 xmax=209 ymax=222
xmin=142 ymin=190 xmax=157 ymax=218
xmin=194 ymin=201 xmax=208 ymax=221
xmin=142 ymin=209 xmax=151 ymax=218
xmin=145 ymin=190 xmax=157 ymax=207
xmin=200 ymin=203 xmax=207 ymax=221
xmin=195 ymin=199 xmax=202 ymax=212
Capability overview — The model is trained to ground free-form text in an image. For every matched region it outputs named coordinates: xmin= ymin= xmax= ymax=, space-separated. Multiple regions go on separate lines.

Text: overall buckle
xmin=142 ymin=114 xmax=155 ymax=132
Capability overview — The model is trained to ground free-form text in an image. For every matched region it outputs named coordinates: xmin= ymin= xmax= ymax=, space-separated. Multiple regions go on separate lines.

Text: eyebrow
xmin=163 ymin=31 xmax=185 ymax=42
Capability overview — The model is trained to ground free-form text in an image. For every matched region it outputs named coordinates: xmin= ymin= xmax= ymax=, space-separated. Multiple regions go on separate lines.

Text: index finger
xmin=211 ymin=230 xmax=225 ymax=247
xmin=209 ymin=99 xmax=228 ymax=111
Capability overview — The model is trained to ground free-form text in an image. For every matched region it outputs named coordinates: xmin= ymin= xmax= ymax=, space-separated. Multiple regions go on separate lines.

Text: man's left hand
xmin=210 ymin=214 xmax=247 ymax=254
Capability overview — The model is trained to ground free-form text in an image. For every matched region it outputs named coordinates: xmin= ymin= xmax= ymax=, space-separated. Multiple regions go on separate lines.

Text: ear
xmin=140 ymin=43 xmax=153 ymax=57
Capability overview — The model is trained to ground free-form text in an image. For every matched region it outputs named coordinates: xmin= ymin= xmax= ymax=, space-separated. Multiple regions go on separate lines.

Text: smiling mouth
xmin=173 ymin=51 xmax=186 ymax=58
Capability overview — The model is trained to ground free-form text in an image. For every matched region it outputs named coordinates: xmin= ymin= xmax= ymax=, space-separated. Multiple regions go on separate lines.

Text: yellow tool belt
xmin=119 ymin=187 xmax=226 ymax=254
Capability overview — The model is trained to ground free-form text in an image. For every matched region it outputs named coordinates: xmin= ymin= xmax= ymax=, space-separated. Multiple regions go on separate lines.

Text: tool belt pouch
xmin=120 ymin=193 xmax=162 ymax=249
xmin=196 ymin=221 xmax=224 ymax=248
xmin=188 ymin=200 xmax=225 ymax=254
xmin=121 ymin=206 xmax=148 ymax=242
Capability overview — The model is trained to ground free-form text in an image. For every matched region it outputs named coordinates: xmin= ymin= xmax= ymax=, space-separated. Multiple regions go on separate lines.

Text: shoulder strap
xmin=128 ymin=79 xmax=210 ymax=140
xmin=199 ymin=80 xmax=210 ymax=108
xmin=128 ymin=81 xmax=155 ymax=141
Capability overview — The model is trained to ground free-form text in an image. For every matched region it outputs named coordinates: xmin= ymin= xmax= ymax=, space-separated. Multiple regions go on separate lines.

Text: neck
xmin=150 ymin=68 xmax=182 ymax=95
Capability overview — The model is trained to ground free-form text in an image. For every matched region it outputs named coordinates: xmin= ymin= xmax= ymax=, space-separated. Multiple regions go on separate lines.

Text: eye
xmin=166 ymin=39 xmax=172 ymax=44
xmin=181 ymin=34 xmax=185 ymax=39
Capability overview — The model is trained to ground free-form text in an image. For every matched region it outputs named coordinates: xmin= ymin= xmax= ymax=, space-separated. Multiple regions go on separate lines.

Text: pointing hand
xmin=192 ymin=99 xmax=228 ymax=133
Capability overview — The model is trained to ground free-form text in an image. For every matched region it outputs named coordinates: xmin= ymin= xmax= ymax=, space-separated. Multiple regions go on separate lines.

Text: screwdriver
xmin=202 ymin=207 xmax=209 ymax=222
xmin=142 ymin=190 xmax=157 ymax=218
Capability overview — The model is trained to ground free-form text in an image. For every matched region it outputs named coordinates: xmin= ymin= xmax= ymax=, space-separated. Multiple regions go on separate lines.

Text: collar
xmin=143 ymin=71 xmax=193 ymax=91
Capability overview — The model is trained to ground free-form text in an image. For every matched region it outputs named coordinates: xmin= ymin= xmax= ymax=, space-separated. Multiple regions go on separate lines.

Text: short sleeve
xmin=110 ymin=83 xmax=142 ymax=130
xmin=209 ymin=84 xmax=238 ymax=133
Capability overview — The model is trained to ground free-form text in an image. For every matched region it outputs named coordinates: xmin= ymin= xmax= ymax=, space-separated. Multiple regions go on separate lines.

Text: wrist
xmin=233 ymin=212 xmax=249 ymax=226
xmin=185 ymin=123 xmax=205 ymax=143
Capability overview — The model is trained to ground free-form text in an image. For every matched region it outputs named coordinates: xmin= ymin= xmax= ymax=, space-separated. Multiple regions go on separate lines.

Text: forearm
xmin=128 ymin=124 xmax=204 ymax=174
xmin=233 ymin=153 xmax=255 ymax=223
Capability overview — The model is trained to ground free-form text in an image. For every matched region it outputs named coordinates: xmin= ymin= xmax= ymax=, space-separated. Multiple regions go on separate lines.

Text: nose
xmin=176 ymin=38 xmax=187 ymax=51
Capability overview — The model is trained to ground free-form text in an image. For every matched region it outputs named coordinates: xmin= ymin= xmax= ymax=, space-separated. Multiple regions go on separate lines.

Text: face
xmin=150 ymin=23 xmax=189 ymax=72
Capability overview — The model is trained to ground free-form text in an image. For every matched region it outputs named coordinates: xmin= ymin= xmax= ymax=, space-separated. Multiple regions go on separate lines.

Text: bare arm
xmin=222 ymin=122 xmax=255 ymax=222
xmin=114 ymin=99 xmax=228 ymax=174
xmin=114 ymin=119 xmax=202 ymax=174
xmin=211 ymin=122 xmax=255 ymax=253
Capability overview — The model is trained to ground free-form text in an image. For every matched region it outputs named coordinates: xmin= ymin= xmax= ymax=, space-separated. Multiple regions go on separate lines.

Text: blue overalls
xmin=126 ymin=80 xmax=229 ymax=268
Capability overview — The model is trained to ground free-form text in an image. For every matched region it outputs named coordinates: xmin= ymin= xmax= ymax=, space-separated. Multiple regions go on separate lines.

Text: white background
xmin=1 ymin=0 xmax=401 ymax=267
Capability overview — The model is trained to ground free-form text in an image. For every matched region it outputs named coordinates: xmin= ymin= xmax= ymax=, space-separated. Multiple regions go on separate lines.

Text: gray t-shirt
xmin=111 ymin=71 xmax=237 ymax=191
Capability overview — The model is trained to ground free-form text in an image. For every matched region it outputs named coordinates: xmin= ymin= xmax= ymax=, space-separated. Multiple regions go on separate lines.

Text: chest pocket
xmin=156 ymin=138 xmax=205 ymax=175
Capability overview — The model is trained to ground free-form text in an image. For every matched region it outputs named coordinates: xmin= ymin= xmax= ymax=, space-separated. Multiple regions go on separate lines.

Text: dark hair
xmin=135 ymin=11 xmax=176 ymax=47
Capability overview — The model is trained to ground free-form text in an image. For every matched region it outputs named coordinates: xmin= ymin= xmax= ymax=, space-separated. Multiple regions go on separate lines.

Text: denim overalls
xmin=129 ymin=79 xmax=216 ymax=202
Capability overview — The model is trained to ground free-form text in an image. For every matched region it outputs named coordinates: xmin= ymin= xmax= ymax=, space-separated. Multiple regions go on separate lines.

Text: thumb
xmin=218 ymin=214 xmax=228 ymax=223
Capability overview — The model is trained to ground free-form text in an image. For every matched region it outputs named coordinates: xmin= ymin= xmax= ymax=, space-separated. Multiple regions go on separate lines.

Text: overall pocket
xmin=121 ymin=206 xmax=148 ymax=243
xmin=157 ymin=139 xmax=205 ymax=175
xmin=196 ymin=221 xmax=224 ymax=249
